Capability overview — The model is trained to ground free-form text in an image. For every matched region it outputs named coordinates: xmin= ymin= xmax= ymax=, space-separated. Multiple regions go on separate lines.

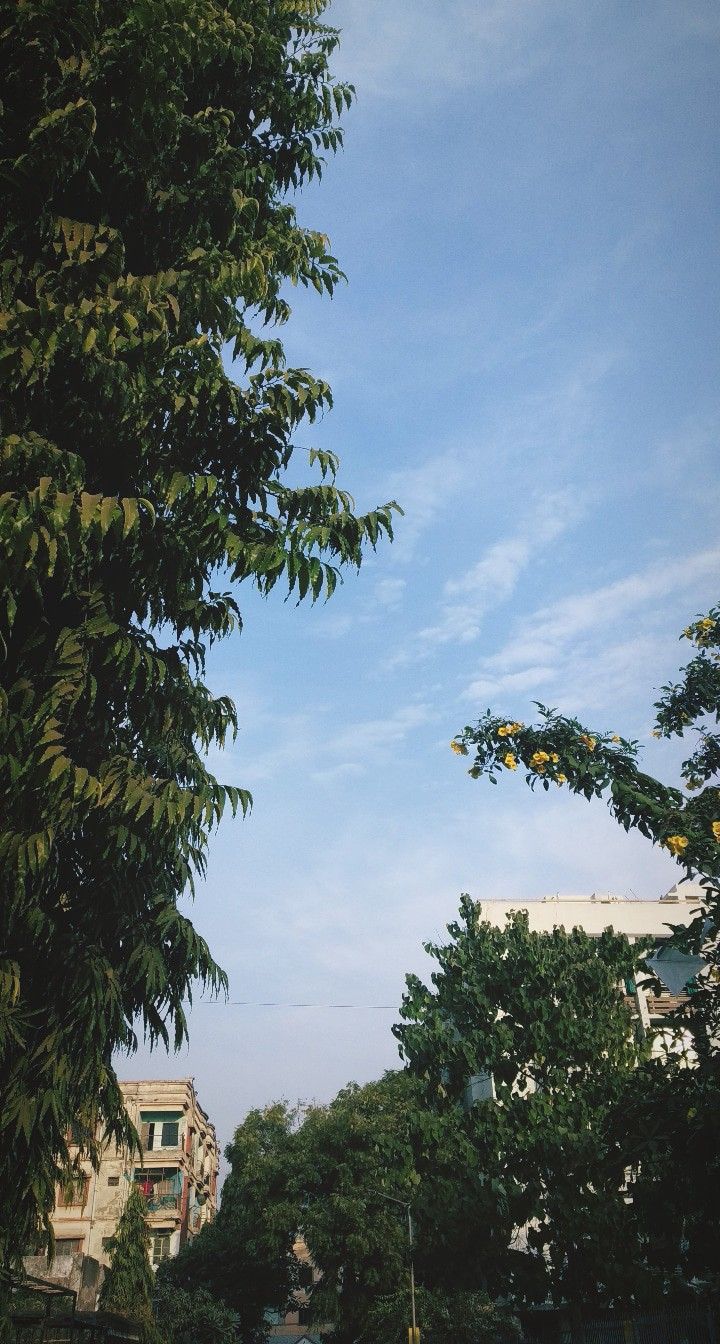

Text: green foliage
xmin=152 ymin=1281 xmax=238 ymax=1344
xmin=161 ymin=1103 xmax=300 ymax=1344
xmin=450 ymin=606 xmax=720 ymax=1046
xmin=98 ymin=1187 xmax=161 ymax=1344
xmin=166 ymin=1073 xmax=458 ymax=1344
xmin=293 ymin=1072 xmax=424 ymax=1343
xmin=616 ymin=1055 xmax=720 ymax=1299
xmin=395 ymin=898 xmax=653 ymax=1308
xmin=365 ymin=1286 xmax=521 ymax=1344
xmin=0 ymin=0 xmax=397 ymax=1271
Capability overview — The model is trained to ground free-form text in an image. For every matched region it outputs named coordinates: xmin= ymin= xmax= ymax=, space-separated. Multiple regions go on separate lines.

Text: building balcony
xmin=134 ymin=1168 xmax=184 ymax=1219
xmin=145 ymin=1194 xmax=182 ymax=1215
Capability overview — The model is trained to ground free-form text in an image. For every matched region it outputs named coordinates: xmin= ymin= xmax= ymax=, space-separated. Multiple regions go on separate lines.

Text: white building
xmin=478 ymin=882 xmax=705 ymax=941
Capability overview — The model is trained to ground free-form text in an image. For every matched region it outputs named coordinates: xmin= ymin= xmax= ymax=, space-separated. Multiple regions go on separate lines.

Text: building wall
xmin=478 ymin=883 xmax=705 ymax=941
xmin=24 ymin=1078 xmax=219 ymax=1309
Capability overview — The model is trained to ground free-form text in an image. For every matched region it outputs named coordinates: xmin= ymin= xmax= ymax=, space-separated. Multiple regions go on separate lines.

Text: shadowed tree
xmin=0 ymin=0 xmax=397 ymax=1279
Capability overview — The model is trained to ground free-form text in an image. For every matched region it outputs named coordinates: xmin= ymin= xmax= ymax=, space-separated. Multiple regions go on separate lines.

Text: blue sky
xmin=128 ymin=0 xmax=720 ymax=1162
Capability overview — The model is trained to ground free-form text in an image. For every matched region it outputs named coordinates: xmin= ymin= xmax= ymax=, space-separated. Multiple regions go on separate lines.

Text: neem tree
xmin=0 ymin=0 xmax=396 ymax=1270
xmin=450 ymin=606 xmax=720 ymax=1047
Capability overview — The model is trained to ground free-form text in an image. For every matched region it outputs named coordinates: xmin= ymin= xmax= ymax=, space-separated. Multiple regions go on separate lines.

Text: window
xmin=140 ymin=1115 xmax=181 ymax=1151
xmin=150 ymin=1231 xmax=172 ymax=1266
xmin=54 ymin=1238 xmax=83 ymax=1256
xmin=107 ymin=1175 xmax=120 ymax=1187
xmin=57 ymin=1176 xmax=90 ymax=1207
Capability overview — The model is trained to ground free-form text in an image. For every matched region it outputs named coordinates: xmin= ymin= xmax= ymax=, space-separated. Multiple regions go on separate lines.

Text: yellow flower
xmin=664 ymin=834 xmax=689 ymax=857
xmin=651 ymin=729 xmax=661 ymax=738
xmin=498 ymin=722 xmax=520 ymax=738
xmin=556 ymin=773 xmax=567 ymax=784
xmin=712 ymin=821 xmax=720 ymax=843
xmin=530 ymin=750 xmax=550 ymax=768
xmin=579 ymin=734 xmax=596 ymax=751
xmin=503 ymin=752 xmax=517 ymax=770
xmin=700 ymin=617 xmax=715 ymax=630
xmin=450 ymin=740 xmax=468 ymax=756
xmin=611 ymin=735 xmax=621 ymax=743
xmin=550 ymin=753 xmax=559 ymax=764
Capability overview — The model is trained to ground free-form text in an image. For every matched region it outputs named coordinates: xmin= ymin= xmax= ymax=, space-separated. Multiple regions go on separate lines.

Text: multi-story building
xmin=24 ymin=1078 xmax=219 ymax=1309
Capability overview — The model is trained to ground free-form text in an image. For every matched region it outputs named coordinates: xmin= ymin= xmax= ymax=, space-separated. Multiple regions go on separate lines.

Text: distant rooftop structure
xmin=478 ymin=884 xmax=706 ymax=941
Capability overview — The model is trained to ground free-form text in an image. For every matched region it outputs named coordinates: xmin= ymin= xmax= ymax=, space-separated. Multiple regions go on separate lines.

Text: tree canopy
xmin=395 ymin=898 xmax=653 ymax=1308
xmin=0 ymin=0 xmax=396 ymax=1270
xmin=174 ymin=936 xmax=677 ymax=1336
xmin=449 ymin=607 xmax=720 ymax=1300
xmin=365 ymin=1287 xmax=521 ymax=1344
xmin=161 ymin=1102 xmax=300 ymax=1344
xmin=152 ymin=1280 xmax=239 ymax=1344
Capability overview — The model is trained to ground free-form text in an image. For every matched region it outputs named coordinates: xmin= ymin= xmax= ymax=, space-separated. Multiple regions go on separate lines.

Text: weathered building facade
xmin=24 ymin=1078 xmax=218 ymax=1309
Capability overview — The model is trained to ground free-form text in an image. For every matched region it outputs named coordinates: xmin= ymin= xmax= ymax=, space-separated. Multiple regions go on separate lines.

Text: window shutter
xmin=140 ymin=1123 xmax=151 ymax=1149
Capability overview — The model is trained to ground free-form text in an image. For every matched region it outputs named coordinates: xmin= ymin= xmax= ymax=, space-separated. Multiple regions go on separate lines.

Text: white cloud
xmin=374 ymin=577 xmax=407 ymax=608
xmin=418 ymin=489 xmax=586 ymax=646
xmin=214 ymin=699 xmax=435 ymax=790
xmin=462 ymin=547 xmax=720 ymax=716
xmin=330 ymin=0 xmax=558 ymax=101
xmin=385 ymin=447 xmax=469 ymax=562
xmin=325 ymin=701 xmax=433 ymax=757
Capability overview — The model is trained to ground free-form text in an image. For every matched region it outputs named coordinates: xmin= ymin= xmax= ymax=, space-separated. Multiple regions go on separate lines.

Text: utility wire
xmin=196 ymin=1000 xmax=398 ymax=1009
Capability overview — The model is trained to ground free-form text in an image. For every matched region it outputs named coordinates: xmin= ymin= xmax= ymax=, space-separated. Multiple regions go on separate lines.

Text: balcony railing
xmin=145 ymin=1194 xmax=181 ymax=1214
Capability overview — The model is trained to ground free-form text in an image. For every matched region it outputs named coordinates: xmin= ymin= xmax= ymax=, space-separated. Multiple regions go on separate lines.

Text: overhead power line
xmin=196 ymin=1000 xmax=399 ymax=1010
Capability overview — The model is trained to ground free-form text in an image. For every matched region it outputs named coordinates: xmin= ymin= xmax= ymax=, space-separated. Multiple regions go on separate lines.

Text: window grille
xmin=150 ymin=1232 xmax=172 ymax=1265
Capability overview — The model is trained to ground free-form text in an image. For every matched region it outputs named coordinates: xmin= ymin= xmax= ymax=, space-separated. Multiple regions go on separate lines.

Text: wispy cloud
xmin=462 ymin=547 xmax=720 ymax=716
xmin=418 ymin=490 xmax=586 ymax=646
xmin=384 ymin=447 xmax=470 ymax=563
xmin=331 ymin=0 xmax=558 ymax=101
xmin=213 ymin=699 xmax=435 ymax=789
xmin=374 ymin=577 xmax=407 ymax=609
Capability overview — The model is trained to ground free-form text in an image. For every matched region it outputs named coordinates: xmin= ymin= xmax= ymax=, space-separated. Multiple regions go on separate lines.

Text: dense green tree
xmin=292 ymin=1072 xmax=423 ymax=1343
xmin=152 ymin=1281 xmax=238 ymax=1344
xmin=168 ymin=1073 xmax=497 ymax=1344
xmin=364 ymin=1286 xmax=521 ymax=1344
xmin=617 ymin=1055 xmax=720 ymax=1300
xmin=98 ymin=1186 xmax=161 ymax=1344
xmin=395 ymin=898 xmax=652 ymax=1309
xmin=0 ymin=0 xmax=396 ymax=1273
xmin=449 ymin=607 xmax=720 ymax=1297
xmin=162 ymin=1103 xmax=300 ymax=1344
